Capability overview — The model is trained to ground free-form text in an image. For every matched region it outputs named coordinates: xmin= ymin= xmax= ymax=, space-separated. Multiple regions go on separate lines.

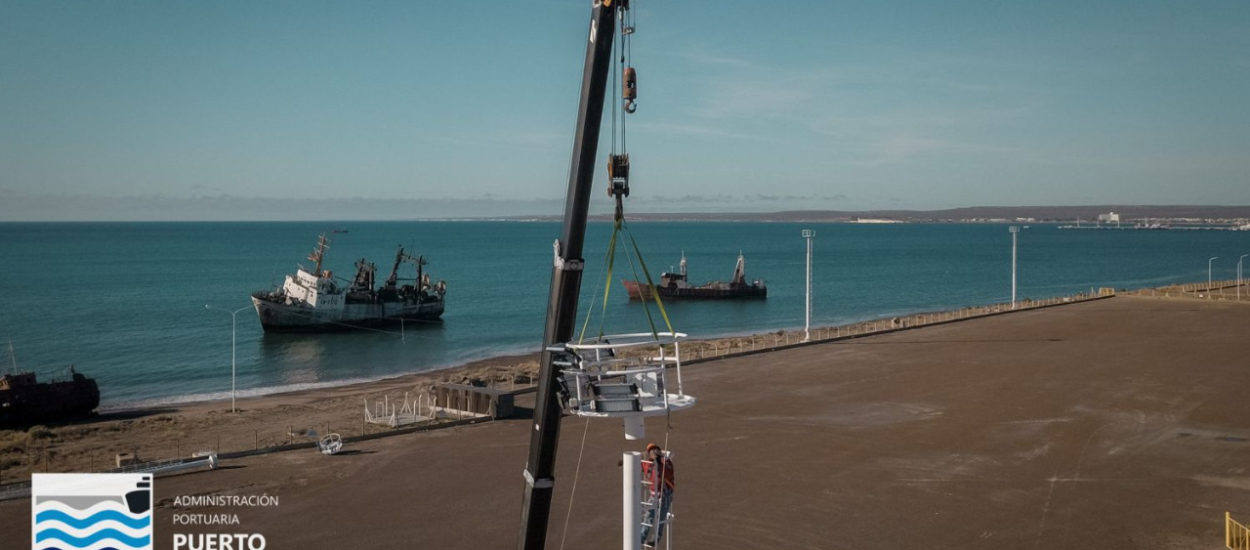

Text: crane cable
xmin=556 ymin=416 xmax=592 ymax=550
xmin=579 ymin=0 xmax=671 ymax=343
xmin=565 ymin=4 xmax=679 ymax=548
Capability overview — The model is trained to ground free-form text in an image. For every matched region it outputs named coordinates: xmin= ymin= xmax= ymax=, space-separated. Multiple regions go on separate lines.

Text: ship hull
xmin=251 ymin=294 xmax=444 ymax=332
xmin=622 ymin=280 xmax=767 ymax=300
xmin=0 ymin=374 xmax=99 ymax=429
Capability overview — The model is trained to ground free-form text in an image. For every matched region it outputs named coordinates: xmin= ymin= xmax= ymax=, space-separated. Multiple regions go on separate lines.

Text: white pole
xmin=1208 ymin=257 xmax=1218 ymax=298
xmin=623 ymin=451 xmax=641 ymax=550
xmin=206 ymin=304 xmax=250 ymax=413
xmin=802 ymin=229 xmax=814 ymax=342
xmin=1009 ymin=226 xmax=1019 ymax=309
xmin=231 ymin=312 xmax=237 ymax=413
xmin=1238 ymin=254 xmax=1247 ymax=301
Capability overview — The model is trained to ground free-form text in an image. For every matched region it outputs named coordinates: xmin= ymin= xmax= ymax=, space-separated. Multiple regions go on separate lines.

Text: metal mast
xmin=517 ymin=2 xmax=619 ymax=549
xmin=1010 ymin=226 xmax=1019 ymax=309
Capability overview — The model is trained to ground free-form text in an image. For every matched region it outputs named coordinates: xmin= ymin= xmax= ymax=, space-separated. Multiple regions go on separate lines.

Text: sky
xmin=1 ymin=1 xmax=1248 ymax=220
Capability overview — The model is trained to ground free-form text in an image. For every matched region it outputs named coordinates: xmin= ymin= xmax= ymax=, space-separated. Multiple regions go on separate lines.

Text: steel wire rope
xmin=556 ymin=416 xmax=593 ymax=550
xmin=619 ymin=7 xmax=628 ymax=154
xmin=610 ymin=11 xmax=619 ymax=158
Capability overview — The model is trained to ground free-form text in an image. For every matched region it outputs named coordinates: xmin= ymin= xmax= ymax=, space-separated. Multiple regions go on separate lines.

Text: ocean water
xmin=1 ymin=221 xmax=1246 ymax=407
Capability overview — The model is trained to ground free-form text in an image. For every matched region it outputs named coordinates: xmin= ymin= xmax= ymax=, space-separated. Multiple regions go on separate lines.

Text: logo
xmin=32 ymin=473 xmax=153 ymax=550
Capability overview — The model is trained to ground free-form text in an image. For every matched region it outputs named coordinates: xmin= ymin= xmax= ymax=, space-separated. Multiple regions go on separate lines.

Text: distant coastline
xmin=572 ymin=205 xmax=1250 ymax=225
xmin=3 ymin=196 xmax=1250 ymax=224
xmin=550 ymin=205 xmax=1250 ymax=224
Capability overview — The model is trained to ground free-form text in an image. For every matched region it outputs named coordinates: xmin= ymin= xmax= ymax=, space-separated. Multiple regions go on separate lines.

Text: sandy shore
xmin=0 ymin=292 xmax=1106 ymax=483
xmin=0 ymin=351 xmax=542 ymax=484
xmin=4 ymin=294 xmax=1249 ymax=549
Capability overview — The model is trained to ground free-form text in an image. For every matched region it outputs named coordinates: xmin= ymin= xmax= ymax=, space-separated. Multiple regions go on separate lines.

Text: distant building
xmin=1097 ymin=212 xmax=1120 ymax=224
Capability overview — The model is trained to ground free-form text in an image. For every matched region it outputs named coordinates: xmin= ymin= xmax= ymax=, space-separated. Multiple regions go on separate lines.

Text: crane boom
xmin=517 ymin=2 xmax=619 ymax=549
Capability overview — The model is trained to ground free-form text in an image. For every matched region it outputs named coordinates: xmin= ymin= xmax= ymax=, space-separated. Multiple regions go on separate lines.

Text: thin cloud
xmin=630 ymin=120 xmax=761 ymax=141
xmin=675 ymin=49 xmax=758 ymax=70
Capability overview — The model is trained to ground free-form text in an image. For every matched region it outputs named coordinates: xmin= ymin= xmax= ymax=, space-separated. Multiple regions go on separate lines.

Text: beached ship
xmin=251 ymin=235 xmax=447 ymax=332
xmin=623 ymin=252 xmax=766 ymax=300
xmin=0 ymin=366 xmax=100 ymax=428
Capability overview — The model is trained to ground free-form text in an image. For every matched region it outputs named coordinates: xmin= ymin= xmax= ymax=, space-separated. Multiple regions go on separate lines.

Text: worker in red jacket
xmin=640 ymin=443 xmax=675 ymax=546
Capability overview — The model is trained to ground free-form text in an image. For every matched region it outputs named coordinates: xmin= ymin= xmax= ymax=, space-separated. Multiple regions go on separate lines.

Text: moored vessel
xmin=251 ymin=235 xmax=446 ymax=332
xmin=1 ymin=345 xmax=99 ymax=428
xmin=623 ymin=252 xmax=766 ymax=300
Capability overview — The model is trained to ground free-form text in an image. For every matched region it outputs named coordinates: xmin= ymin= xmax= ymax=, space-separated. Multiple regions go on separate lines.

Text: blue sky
xmin=1 ymin=1 xmax=1248 ymax=220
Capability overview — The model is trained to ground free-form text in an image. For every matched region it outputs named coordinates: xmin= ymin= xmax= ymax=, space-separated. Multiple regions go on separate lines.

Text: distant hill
xmin=564 ymin=205 xmax=1250 ymax=222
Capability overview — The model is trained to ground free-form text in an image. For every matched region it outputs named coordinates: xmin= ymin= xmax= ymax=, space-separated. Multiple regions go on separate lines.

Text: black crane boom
xmin=517 ymin=2 xmax=620 ymax=549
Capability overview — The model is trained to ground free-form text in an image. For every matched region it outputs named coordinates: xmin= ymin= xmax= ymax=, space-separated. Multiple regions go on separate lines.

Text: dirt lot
xmin=4 ymin=296 xmax=1248 ymax=550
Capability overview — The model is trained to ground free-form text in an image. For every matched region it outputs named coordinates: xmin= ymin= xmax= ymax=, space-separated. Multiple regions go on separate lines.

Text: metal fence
xmin=1127 ymin=280 xmax=1247 ymax=301
xmin=1228 ymin=512 xmax=1250 ymax=550
xmin=683 ymin=290 xmax=1112 ymax=362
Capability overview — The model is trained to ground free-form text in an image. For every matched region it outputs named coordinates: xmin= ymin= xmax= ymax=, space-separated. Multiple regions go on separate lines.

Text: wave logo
xmin=31 ymin=473 xmax=153 ymax=550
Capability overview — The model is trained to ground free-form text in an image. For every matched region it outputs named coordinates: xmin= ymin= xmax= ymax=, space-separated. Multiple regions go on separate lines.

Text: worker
xmin=640 ymin=442 xmax=675 ymax=546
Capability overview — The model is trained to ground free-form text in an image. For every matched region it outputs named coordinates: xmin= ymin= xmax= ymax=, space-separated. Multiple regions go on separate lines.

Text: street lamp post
xmin=1009 ymin=226 xmax=1020 ymax=309
xmin=801 ymin=229 xmax=814 ymax=342
xmin=1208 ymin=257 xmax=1218 ymax=298
xmin=205 ymin=304 xmax=250 ymax=413
xmin=1238 ymin=254 xmax=1247 ymax=301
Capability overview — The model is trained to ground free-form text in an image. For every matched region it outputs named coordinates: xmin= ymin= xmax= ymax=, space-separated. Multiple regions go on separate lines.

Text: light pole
xmin=205 ymin=304 xmax=250 ymax=413
xmin=1207 ymin=257 xmax=1219 ymax=298
xmin=1009 ymin=226 xmax=1020 ymax=309
xmin=801 ymin=229 xmax=814 ymax=342
xmin=1238 ymin=254 xmax=1247 ymax=301
xmin=1205 ymin=256 xmax=1215 ymax=298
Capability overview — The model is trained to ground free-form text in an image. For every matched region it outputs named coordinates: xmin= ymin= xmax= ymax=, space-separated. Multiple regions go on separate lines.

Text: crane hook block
xmin=623 ymin=67 xmax=638 ymax=113
xmin=608 ymin=154 xmax=630 ymax=197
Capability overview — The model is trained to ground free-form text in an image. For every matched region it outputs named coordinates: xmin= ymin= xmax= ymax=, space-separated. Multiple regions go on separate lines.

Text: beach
xmin=0 ymin=292 xmax=1108 ymax=483
xmin=3 ymin=293 xmax=1249 ymax=549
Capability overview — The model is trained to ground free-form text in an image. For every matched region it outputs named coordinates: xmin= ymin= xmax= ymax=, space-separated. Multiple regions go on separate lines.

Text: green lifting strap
xmin=625 ymin=224 xmax=674 ymax=337
xmin=620 ymin=233 xmax=659 ymax=339
xmin=578 ymin=217 xmax=622 ymax=344
xmin=576 ymin=217 xmax=674 ymax=344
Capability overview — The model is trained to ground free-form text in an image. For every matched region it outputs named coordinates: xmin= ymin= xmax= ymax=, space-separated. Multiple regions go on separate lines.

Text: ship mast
xmin=732 ymin=251 xmax=746 ymax=285
xmin=386 ymin=246 xmax=405 ymax=288
xmin=308 ymin=234 xmax=330 ymax=277
xmin=517 ymin=1 xmax=619 ymax=548
xmin=6 ymin=338 xmax=16 ymax=374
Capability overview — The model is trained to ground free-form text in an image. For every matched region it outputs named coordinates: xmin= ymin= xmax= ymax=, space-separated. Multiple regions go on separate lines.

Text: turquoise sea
xmin=1 ymin=221 xmax=1246 ymax=407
